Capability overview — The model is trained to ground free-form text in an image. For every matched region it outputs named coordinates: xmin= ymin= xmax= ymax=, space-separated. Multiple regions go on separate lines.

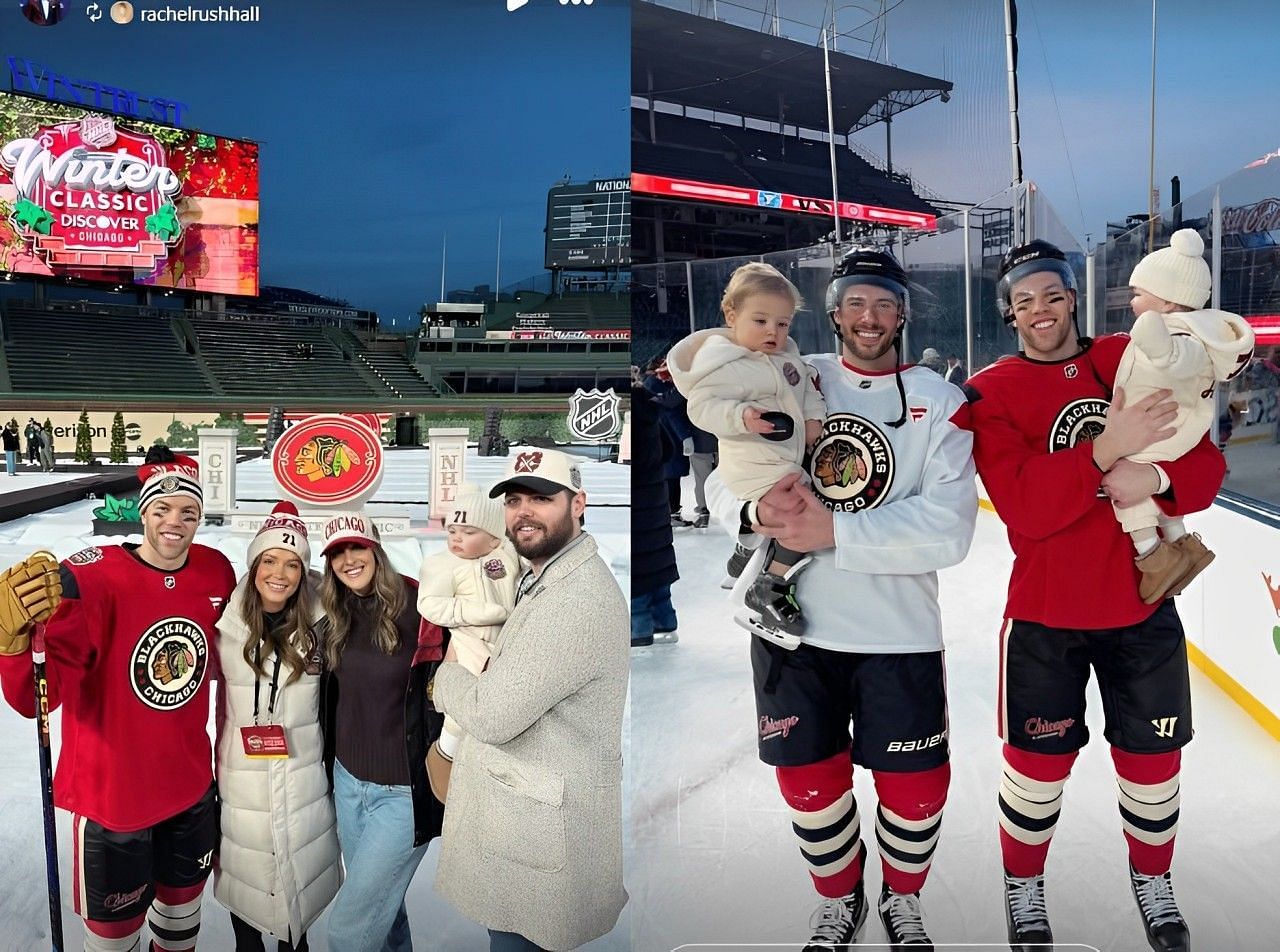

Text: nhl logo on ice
xmin=131 ymin=617 xmax=207 ymax=711
xmin=807 ymin=413 xmax=894 ymax=513
xmin=566 ymin=388 xmax=622 ymax=442
xmin=1048 ymin=398 xmax=1109 ymax=452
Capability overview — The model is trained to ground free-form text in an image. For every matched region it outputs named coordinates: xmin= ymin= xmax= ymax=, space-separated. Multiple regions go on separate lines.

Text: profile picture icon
xmin=21 ymin=0 xmax=65 ymax=26
xmin=110 ymin=0 xmax=133 ymax=23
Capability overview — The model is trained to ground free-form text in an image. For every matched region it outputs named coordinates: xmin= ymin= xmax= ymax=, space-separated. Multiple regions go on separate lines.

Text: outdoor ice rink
xmin=1 ymin=454 xmax=1277 ymax=950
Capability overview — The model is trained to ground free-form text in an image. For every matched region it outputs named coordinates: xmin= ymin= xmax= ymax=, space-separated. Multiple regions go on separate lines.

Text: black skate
xmin=1129 ymin=865 xmax=1190 ymax=952
xmin=721 ymin=541 xmax=753 ymax=589
xmin=735 ymin=570 xmax=805 ymax=649
xmin=878 ymin=886 xmax=932 ymax=948
xmin=693 ymin=507 xmax=710 ymax=529
xmin=671 ymin=511 xmax=693 ymax=528
xmin=1003 ymin=870 xmax=1052 ymax=951
xmin=802 ymin=880 xmax=867 ymax=951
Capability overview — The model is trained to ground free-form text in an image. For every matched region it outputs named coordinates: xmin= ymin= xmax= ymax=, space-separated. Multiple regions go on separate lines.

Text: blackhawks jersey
xmin=964 ymin=334 xmax=1225 ymax=629
xmin=0 ymin=543 xmax=235 ymax=831
xmin=708 ymin=358 xmax=977 ymax=653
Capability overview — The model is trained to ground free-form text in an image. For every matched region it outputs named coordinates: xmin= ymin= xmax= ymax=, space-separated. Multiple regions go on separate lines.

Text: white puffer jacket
xmin=213 ymin=576 xmax=341 ymax=942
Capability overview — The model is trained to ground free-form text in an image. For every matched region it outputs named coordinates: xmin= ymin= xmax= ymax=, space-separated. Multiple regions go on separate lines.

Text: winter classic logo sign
xmin=0 ymin=116 xmax=182 ymax=272
xmin=273 ymin=413 xmax=384 ymax=507
xmin=807 ymin=413 xmax=894 ymax=512
xmin=567 ymin=388 xmax=622 ymax=442
xmin=131 ymin=617 xmax=208 ymax=710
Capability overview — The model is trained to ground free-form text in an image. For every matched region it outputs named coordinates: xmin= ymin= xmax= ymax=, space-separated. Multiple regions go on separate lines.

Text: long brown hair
xmin=319 ymin=544 xmax=407 ymax=671
xmin=240 ymin=554 xmax=317 ymax=685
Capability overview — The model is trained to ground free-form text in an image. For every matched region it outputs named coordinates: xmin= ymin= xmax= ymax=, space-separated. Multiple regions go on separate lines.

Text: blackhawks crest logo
xmin=1049 ymin=398 xmax=1109 ymax=452
xmin=807 ymin=414 xmax=894 ymax=512
xmin=131 ymin=617 xmax=208 ymax=711
xmin=274 ymin=414 xmax=384 ymax=507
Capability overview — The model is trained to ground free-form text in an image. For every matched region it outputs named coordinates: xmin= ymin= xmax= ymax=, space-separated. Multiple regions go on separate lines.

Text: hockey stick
xmin=32 ymin=622 xmax=64 ymax=952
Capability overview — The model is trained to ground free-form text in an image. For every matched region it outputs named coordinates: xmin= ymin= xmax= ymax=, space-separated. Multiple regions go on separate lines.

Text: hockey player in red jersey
xmin=0 ymin=446 xmax=236 ymax=952
xmin=965 ymin=241 xmax=1224 ymax=952
xmin=707 ymin=248 xmax=977 ymax=950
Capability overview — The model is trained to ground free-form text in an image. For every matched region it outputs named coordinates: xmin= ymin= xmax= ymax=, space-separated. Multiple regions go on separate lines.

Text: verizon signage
xmin=631 ymin=172 xmax=937 ymax=232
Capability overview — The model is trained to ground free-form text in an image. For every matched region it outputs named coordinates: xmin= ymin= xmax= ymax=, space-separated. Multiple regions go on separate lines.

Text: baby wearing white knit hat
xmin=416 ymin=484 xmax=521 ymax=800
xmin=1115 ymin=229 xmax=1255 ymax=604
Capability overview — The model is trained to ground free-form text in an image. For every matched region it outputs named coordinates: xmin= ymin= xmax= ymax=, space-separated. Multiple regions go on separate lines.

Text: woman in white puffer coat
xmin=214 ymin=501 xmax=341 ymax=951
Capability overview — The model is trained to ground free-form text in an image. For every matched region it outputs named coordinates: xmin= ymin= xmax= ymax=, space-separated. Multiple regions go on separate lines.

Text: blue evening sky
xmin=651 ymin=0 xmax=1280 ymax=249
xmin=4 ymin=0 xmax=630 ymax=326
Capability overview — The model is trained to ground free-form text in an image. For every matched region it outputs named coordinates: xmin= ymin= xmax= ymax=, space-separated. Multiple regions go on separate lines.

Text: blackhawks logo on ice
xmin=131 ymin=617 xmax=208 ymax=710
xmin=807 ymin=413 xmax=894 ymax=512
xmin=1049 ymin=398 xmax=1109 ymax=452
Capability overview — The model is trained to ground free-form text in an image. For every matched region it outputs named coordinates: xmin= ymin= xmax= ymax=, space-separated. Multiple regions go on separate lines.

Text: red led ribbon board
xmin=631 ymin=172 xmax=936 ymax=232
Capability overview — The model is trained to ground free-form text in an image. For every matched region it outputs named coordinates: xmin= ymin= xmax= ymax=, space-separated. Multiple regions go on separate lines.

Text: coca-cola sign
xmin=1 ymin=116 xmax=182 ymax=271
xmin=1222 ymin=197 xmax=1280 ymax=236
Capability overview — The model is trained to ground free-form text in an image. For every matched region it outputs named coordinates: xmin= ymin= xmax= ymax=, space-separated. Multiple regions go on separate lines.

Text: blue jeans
xmin=631 ymin=582 xmax=677 ymax=641
xmin=328 ymin=759 xmax=428 ymax=952
xmin=489 ymin=930 xmax=547 ymax=952
xmin=4 ymin=450 xmax=16 ymax=475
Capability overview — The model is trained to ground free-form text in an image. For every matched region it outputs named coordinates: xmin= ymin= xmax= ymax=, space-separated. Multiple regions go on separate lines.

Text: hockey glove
xmin=0 ymin=551 xmax=62 ymax=655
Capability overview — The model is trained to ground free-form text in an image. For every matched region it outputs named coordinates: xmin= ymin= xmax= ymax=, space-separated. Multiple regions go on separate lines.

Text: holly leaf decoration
xmin=13 ymin=199 xmax=53 ymax=235
xmin=196 ymin=133 xmax=216 ymax=151
xmin=93 ymin=493 xmax=143 ymax=522
xmin=145 ymin=204 xmax=181 ymax=241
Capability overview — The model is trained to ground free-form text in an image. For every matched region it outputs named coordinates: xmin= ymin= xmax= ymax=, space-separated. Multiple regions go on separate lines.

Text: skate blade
xmin=733 ymin=610 xmax=802 ymax=650
xmin=720 ymin=574 xmax=739 ymax=590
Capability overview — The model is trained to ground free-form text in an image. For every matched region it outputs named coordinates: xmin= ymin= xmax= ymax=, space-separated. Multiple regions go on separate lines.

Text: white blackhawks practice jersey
xmin=708 ymin=355 xmax=978 ymax=654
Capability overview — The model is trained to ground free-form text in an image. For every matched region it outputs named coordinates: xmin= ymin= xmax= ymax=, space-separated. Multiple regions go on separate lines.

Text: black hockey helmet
xmin=826 ymin=246 xmax=910 ymax=428
xmin=825 ymin=247 xmax=910 ymax=316
xmin=995 ymin=240 xmax=1077 ymax=324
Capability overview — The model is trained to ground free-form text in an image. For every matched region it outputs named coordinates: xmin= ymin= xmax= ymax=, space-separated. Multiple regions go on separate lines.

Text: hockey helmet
xmin=996 ymin=240 xmax=1077 ymax=324
xmin=825 ymin=247 xmax=909 ymax=317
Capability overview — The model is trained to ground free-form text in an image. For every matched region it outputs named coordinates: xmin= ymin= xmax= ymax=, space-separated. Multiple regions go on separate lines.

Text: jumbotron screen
xmin=545 ymin=178 xmax=630 ymax=269
xmin=0 ymin=91 xmax=259 ymax=295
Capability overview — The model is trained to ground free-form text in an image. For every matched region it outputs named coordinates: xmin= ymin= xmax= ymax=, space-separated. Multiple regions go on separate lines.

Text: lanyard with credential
xmin=242 ymin=640 xmax=290 ymax=758
xmin=252 ymin=642 xmax=282 ymax=725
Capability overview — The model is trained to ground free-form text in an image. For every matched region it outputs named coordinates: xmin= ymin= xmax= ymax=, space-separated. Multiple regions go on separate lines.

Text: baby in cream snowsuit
xmin=667 ymin=262 xmax=826 ymax=639
xmin=417 ymin=484 xmax=519 ymax=798
xmin=1117 ymin=228 xmax=1255 ymax=604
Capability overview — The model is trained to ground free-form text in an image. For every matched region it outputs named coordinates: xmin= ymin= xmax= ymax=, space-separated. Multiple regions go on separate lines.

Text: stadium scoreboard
xmin=545 ymin=178 xmax=630 ymax=269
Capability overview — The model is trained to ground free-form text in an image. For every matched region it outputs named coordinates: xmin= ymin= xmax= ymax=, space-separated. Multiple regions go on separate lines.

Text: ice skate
xmin=801 ymin=880 xmax=867 ymax=951
xmin=878 ymin=886 xmax=932 ymax=948
xmin=1129 ymin=865 xmax=1190 ymax=952
xmin=693 ymin=507 xmax=710 ymax=529
xmin=1003 ymin=870 xmax=1052 ymax=951
xmin=735 ymin=556 xmax=812 ymax=648
xmin=721 ymin=541 xmax=753 ymax=589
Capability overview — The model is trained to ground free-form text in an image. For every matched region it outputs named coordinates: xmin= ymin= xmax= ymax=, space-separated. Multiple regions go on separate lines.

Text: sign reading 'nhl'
xmin=567 ymin=388 xmax=622 ymax=442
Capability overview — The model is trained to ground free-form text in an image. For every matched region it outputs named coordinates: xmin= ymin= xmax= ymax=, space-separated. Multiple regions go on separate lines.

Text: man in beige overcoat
xmin=431 ymin=447 xmax=629 ymax=951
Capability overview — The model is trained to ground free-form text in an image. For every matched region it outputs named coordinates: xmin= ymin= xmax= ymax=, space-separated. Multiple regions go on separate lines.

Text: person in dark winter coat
xmin=630 ymin=383 xmax=680 ymax=647
xmin=2 ymin=423 xmax=19 ymax=476
xmin=643 ymin=360 xmax=695 ymax=526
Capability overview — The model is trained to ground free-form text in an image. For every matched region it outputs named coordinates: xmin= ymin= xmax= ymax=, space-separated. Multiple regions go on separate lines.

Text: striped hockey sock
xmin=1111 ymin=747 xmax=1180 ymax=876
xmin=776 ymin=750 xmax=865 ymax=898
xmin=148 ymin=882 xmax=204 ymax=952
xmin=84 ymin=915 xmax=145 ymax=952
xmin=998 ymin=744 xmax=1078 ymax=877
xmin=872 ymin=763 xmax=950 ymax=895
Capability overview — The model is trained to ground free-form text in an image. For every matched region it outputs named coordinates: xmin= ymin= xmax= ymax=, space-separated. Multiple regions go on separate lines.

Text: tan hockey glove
xmin=0 ymin=552 xmax=62 ymax=655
